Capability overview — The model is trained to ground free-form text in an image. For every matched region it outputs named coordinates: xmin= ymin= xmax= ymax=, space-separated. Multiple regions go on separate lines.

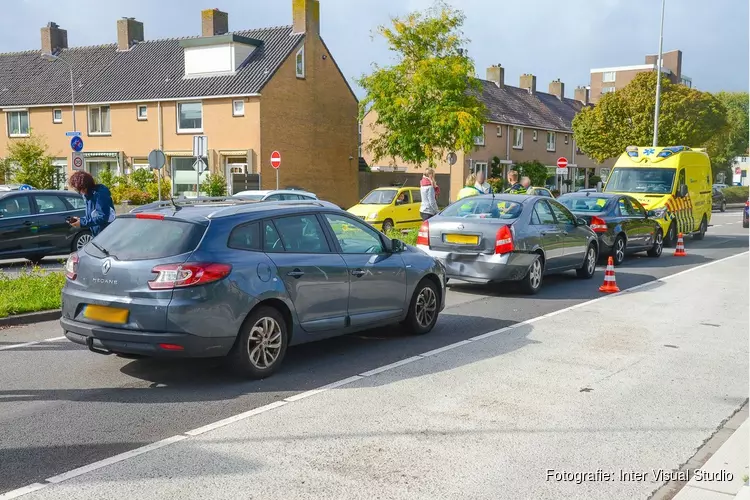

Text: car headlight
xmin=368 ymin=213 xmax=379 ymax=220
xmin=652 ymin=207 xmax=668 ymax=218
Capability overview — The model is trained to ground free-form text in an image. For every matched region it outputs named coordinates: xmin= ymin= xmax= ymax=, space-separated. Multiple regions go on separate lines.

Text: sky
xmin=2 ymin=0 xmax=748 ymax=96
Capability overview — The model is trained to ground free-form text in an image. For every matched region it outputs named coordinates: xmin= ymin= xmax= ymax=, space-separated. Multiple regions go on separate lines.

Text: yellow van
xmin=347 ymin=187 xmax=425 ymax=233
xmin=604 ymin=146 xmax=712 ymax=246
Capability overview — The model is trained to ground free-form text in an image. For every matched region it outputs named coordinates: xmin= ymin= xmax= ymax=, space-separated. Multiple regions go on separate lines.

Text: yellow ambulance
xmin=603 ymin=146 xmax=712 ymax=246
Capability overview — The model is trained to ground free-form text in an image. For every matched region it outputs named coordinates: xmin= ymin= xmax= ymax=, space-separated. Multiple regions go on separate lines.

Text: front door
xmin=548 ymin=199 xmax=587 ymax=268
xmin=31 ymin=193 xmax=74 ymax=254
xmin=0 ymin=194 xmax=35 ymax=258
xmin=620 ymin=197 xmax=650 ymax=248
xmin=531 ymin=200 xmax=565 ymax=270
xmin=322 ymin=213 xmax=407 ymax=328
xmin=263 ymin=215 xmax=350 ymax=333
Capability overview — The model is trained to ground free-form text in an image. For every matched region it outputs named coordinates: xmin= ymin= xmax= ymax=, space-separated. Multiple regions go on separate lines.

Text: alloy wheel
xmin=247 ymin=317 xmax=283 ymax=370
xmin=615 ymin=239 xmax=625 ymax=264
xmin=76 ymin=233 xmax=92 ymax=250
xmin=529 ymin=259 xmax=542 ymax=290
xmin=586 ymin=247 xmax=596 ymax=274
xmin=654 ymin=233 xmax=663 ymax=255
xmin=415 ymin=286 xmax=437 ymax=328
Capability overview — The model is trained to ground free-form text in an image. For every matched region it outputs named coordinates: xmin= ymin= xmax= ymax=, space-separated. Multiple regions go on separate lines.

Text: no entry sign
xmin=271 ymin=151 xmax=281 ymax=169
xmin=557 ymin=157 xmax=568 ymax=169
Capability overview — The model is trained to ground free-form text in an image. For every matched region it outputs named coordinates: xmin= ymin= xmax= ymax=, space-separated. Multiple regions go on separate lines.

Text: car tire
xmin=402 ymin=278 xmax=440 ymax=335
xmin=576 ymin=244 xmax=597 ymax=279
xmin=743 ymin=220 xmax=749 ymax=229
xmin=24 ymin=255 xmax=46 ymax=265
xmin=612 ymin=235 xmax=626 ymax=266
xmin=382 ymin=219 xmax=394 ymax=233
xmin=665 ymin=221 xmax=677 ymax=247
xmin=692 ymin=215 xmax=707 ymax=241
xmin=227 ymin=306 xmax=289 ymax=379
xmin=647 ymin=229 xmax=664 ymax=258
xmin=72 ymin=231 xmax=93 ymax=252
xmin=720 ymin=201 xmax=726 ymax=212
xmin=520 ymin=255 xmax=544 ymax=295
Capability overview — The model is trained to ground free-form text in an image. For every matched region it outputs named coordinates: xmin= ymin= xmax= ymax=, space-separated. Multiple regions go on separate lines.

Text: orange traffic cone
xmin=599 ymin=257 xmax=620 ymax=293
xmin=674 ymin=233 xmax=687 ymax=257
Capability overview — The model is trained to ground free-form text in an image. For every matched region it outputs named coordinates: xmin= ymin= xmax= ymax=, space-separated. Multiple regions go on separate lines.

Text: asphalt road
xmin=0 ymin=209 xmax=747 ymax=495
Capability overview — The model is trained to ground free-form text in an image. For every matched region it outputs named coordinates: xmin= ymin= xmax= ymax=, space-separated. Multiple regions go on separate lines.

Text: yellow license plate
xmin=445 ymin=234 xmax=479 ymax=245
xmin=83 ymin=305 xmax=129 ymax=325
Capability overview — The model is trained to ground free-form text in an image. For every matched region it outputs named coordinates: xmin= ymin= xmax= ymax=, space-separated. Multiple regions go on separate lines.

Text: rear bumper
xmin=61 ymin=317 xmax=235 ymax=358
xmin=418 ymin=246 xmax=533 ymax=283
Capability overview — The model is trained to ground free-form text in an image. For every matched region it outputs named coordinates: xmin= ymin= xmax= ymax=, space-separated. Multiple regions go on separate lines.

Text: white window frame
xmin=177 ymin=101 xmax=203 ymax=134
xmin=7 ymin=110 xmax=30 ymax=137
xmin=602 ymin=71 xmax=616 ymax=83
xmin=474 ymin=127 xmax=485 ymax=146
xmin=52 ymin=109 xmax=63 ymax=124
xmin=546 ymin=131 xmax=556 ymax=152
xmin=532 ymin=130 xmax=538 ymax=142
xmin=474 ymin=162 xmax=488 ymax=178
xmin=88 ymin=105 xmax=111 ymax=135
xmin=496 ymin=125 xmax=502 ymax=137
xmin=137 ymin=105 xmax=148 ymax=121
xmin=513 ymin=127 xmax=523 ymax=149
xmin=232 ymin=99 xmax=245 ymax=117
xmin=296 ymin=46 xmax=305 ymax=79
xmin=602 ymin=87 xmax=616 ymax=94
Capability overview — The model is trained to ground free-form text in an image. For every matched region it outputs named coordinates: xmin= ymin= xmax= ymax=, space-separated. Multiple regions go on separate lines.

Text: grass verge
xmin=0 ymin=268 xmax=65 ymax=318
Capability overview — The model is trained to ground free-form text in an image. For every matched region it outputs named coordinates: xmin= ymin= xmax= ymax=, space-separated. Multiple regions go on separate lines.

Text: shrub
xmin=515 ymin=160 xmax=549 ymax=187
xmin=131 ymin=168 xmax=155 ymax=191
xmin=722 ymin=186 xmax=749 ymax=203
xmin=489 ymin=178 xmax=506 ymax=193
xmin=204 ymin=173 xmax=228 ymax=197
xmin=146 ymin=178 xmax=172 ymax=200
xmin=96 ymin=166 xmax=115 ymax=187
xmin=8 ymin=134 xmax=57 ymax=189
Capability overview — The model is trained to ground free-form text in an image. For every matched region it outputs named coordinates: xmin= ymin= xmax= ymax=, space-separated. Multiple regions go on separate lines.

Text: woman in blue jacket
xmin=68 ymin=171 xmax=116 ymax=236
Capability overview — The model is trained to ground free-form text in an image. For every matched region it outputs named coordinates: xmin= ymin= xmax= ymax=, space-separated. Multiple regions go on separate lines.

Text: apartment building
xmin=0 ymin=0 xmax=360 ymax=208
xmin=589 ymin=49 xmax=692 ymax=103
xmin=362 ymin=65 xmax=610 ymax=200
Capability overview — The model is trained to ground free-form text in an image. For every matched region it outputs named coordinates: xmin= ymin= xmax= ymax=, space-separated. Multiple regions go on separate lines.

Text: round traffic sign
xmin=73 ymin=155 xmax=84 ymax=170
xmin=148 ymin=149 xmax=166 ymax=170
xmin=557 ymin=157 xmax=568 ymax=169
xmin=70 ymin=136 xmax=84 ymax=152
xmin=735 ymin=167 xmax=742 ymax=175
xmin=447 ymin=152 xmax=457 ymax=166
xmin=271 ymin=151 xmax=281 ymax=169
xmin=18 ymin=184 xmax=33 ymax=191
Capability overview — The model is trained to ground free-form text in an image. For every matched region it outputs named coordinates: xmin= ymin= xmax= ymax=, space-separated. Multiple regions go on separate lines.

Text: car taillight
xmin=495 ymin=225 xmax=514 ymax=255
xmin=148 ymin=262 xmax=232 ymax=290
xmin=417 ymin=220 xmax=430 ymax=246
xmin=136 ymin=213 xmax=165 ymax=220
xmin=65 ymin=253 xmax=79 ymax=280
xmin=590 ymin=216 xmax=608 ymax=233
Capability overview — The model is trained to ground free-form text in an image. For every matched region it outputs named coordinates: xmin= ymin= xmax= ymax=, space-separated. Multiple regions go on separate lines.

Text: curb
xmin=0 ymin=310 xmax=61 ymax=328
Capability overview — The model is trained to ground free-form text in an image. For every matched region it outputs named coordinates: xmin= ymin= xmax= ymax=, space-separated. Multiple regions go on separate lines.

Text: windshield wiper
xmin=91 ymin=241 xmax=110 ymax=256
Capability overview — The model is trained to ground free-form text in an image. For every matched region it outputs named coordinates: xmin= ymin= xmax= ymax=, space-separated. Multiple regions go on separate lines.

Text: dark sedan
xmin=559 ymin=192 xmax=663 ymax=266
xmin=712 ymin=187 xmax=727 ymax=212
xmin=0 ymin=190 xmax=90 ymax=263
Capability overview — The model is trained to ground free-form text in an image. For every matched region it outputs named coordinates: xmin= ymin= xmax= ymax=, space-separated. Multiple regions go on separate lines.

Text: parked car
xmin=559 ymin=192 xmax=664 ymax=266
xmin=743 ymin=199 xmax=749 ymax=228
xmin=0 ymin=190 xmax=90 ymax=263
xmin=233 ymin=189 xmax=318 ymax=201
xmin=712 ymin=183 xmax=728 ymax=190
xmin=415 ymin=194 xmax=598 ymax=294
xmin=0 ymin=184 xmax=22 ymax=192
xmin=348 ymin=187 xmax=425 ymax=233
xmin=712 ymin=187 xmax=727 ymax=212
xmin=526 ymin=187 xmax=554 ymax=198
xmin=61 ymin=200 xmax=445 ymax=379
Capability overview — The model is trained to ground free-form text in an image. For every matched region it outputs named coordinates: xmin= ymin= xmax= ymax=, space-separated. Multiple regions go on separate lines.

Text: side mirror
xmin=391 ymin=238 xmax=406 ymax=253
xmin=576 ymin=218 xmax=587 ymax=226
xmin=647 ymin=210 xmax=657 ymax=218
xmin=679 ymin=185 xmax=688 ymax=198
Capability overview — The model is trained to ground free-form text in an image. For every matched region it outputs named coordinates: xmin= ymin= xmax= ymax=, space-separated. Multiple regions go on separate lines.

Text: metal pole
xmin=196 ymin=157 xmax=200 ymax=198
xmin=157 ymin=168 xmax=162 ymax=202
xmin=652 ymin=0 xmax=666 ymax=147
xmin=275 ymin=169 xmax=279 ymax=190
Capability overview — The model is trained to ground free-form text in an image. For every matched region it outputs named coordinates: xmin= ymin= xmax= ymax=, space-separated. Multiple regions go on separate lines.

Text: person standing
xmin=521 ymin=176 xmax=531 ymax=191
xmin=457 ymin=173 xmax=481 ymax=200
xmin=67 ymin=171 xmax=116 ymax=236
xmin=505 ymin=170 xmax=525 ymax=194
xmin=474 ymin=170 xmax=493 ymax=194
xmin=419 ymin=168 xmax=439 ymax=220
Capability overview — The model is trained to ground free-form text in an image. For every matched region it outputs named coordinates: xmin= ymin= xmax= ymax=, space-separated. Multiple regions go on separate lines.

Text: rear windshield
xmin=442 ymin=198 xmax=522 ymax=219
xmin=559 ymin=197 xmax=609 ymax=212
xmin=86 ymin=217 xmax=206 ymax=261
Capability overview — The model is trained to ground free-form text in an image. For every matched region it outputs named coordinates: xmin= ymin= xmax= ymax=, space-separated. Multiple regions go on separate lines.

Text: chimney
xmin=117 ymin=17 xmax=144 ymax=51
xmin=486 ymin=64 xmax=504 ymax=88
xmin=293 ymin=0 xmax=320 ymax=35
xmin=549 ymin=79 xmax=565 ymax=100
xmin=574 ymin=86 xmax=589 ymax=105
xmin=41 ymin=22 xmax=68 ymax=55
xmin=519 ymin=73 xmax=536 ymax=94
xmin=201 ymin=8 xmax=229 ymax=37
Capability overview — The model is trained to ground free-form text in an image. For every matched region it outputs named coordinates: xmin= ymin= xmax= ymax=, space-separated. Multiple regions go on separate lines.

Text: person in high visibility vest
xmin=505 ymin=170 xmax=525 ymax=194
xmin=457 ymin=174 xmax=482 ymax=200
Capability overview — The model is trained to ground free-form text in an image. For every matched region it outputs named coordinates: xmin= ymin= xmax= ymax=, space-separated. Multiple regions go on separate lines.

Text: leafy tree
xmin=516 ymin=160 xmax=549 ymax=187
xmin=7 ymin=134 xmax=56 ymax=189
xmin=704 ymin=92 xmax=749 ymax=180
xmin=96 ymin=165 xmax=115 ymax=187
xmin=358 ymin=1 xmax=485 ymax=168
xmin=203 ymin=173 xmax=227 ymax=197
xmin=572 ymin=72 xmax=727 ymax=163
xmin=0 ymin=157 xmax=11 ymax=184
xmin=130 ymin=168 xmax=155 ymax=191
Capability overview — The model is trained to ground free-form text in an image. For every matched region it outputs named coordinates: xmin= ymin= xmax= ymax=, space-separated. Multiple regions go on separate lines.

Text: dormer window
xmin=180 ymin=34 xmax=263 ymax=78
xmin=296 ymin=46 xmax=305 ymax=79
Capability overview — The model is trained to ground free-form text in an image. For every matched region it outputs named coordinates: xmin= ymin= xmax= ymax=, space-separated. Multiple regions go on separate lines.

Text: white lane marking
xmin=2 ymin=251 xmax=748 ymax=499
xmin=0 ymin=336 xmax=66 ymax=352
xmin=420 ymin=340 xmax=472 ymax=357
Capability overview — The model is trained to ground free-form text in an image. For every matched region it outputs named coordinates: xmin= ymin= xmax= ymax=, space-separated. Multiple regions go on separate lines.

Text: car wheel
xmin=612 ymin=235 xmax=626 ymax=266
xmin=720 ymin=201 xmax=726 ymax=212
xmin=403 ymin=278 xmax=440 ymax=335
xmin=227 ymin=306 xmax=288 ymax=379
xmin=647 ymin=230 xmax=664 ymax=258
xmin=743 ymin=220 xmax=749 ymax=229
xmin=576 ymin=244 xmax=597 ymax=279
xmin=382 ymin=219 xmax=394 ymax=233
xmin=520 ymin=256 xmax=543 ymax=295
xmin=72 ymin=231 xmax=93 ymax=252
xmin=24 ymin=255 xmax=46 ymax=265
xmin=665 ymin=221 xmax=677 ymax=247
xmin=692 ymin=216 xmax=707 ymax=240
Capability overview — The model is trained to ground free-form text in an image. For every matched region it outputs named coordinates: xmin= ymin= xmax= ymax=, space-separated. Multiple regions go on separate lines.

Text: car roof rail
xmin=208 ymin=199 xmax=340 ymax=219
xmin=143 ymin=196 xmax=260 ymax=211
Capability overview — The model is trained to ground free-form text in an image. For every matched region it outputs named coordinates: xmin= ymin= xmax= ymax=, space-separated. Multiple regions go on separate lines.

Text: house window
xmin=7 ymin=110 xmax=29 ymax=137
xmin=602 ymin=71 xmax=616 ymax=83
xmin=602 ymin=87 xmax=616 ymax=94
xmin=137 ymin=105 xmax=148 ymax=120
xmin=546 ymin=131 xmax=556 ymax=152
xmin=474 ymin=127 xmax=485 ymax=146
xmin=87 ymin=160 xmax=117 ymax=181
xmin=296 ymin=46 xmax=305 ymax=78
xmin=532 ymin=130 xmax=538 ymax=142
xmin=172 ymin=156 xmax=208 ymax=196
xmin=474 ymin=162 xmax=488 ymax=178
xmin=564 ymin=135 xmax=569 ymax=145
xmin=88 ymin=105 xmax=111 ymax=135
xmin=513 ymin=127 xmax=523 ymax=149
xmin=53 ymin=109 xmax=63 ymax=124
xmin=496 ymin=126 xmax=502 ymax=137
xmin=232 ymin=100 xmax=245 ymax=117
xmin=177 ymin=102 xmax=203 ymax=133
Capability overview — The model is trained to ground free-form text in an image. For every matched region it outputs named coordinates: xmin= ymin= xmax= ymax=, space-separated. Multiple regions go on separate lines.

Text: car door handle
xmin=23 ymin=221 xmax=34 ymax=226
xmin=351 ymin=269 xmax=366 ymax=278
xmin=287 ymin=269 xmax=305 ymax=279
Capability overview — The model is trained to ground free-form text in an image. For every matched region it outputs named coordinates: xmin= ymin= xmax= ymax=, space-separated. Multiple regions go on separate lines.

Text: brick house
xmin=361 ymin=64 xmax=612 ymax=201
xmin=0 ymin=0 xmax=360 ymax=208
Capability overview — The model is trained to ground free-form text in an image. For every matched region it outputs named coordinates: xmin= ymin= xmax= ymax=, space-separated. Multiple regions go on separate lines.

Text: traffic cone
xmin=599 ymin=257 xmax=620 ymax=293
xmin=674 ymin=233 xmax=687 ymax=257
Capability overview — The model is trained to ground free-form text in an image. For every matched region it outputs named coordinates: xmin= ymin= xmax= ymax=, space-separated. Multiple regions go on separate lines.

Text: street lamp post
xmin=652 ymin=0 xmax=666 ymax=147
xmin=41 ymin=54 xmax=76 ymax=133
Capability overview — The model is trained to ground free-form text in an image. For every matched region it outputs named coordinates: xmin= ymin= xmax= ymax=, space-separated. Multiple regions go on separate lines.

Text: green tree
xmin=203 ymin=173 xmax=227 ymax=197
xmin=704 ymin=92 xmax=749 ymax=181
xmin=572 ymin=72 xmax=727 ymax=163
xmin=7 ymin=134 xmax=56 ymax=189
xmin=97 ymin=165 xmax=115 ymax=187
xmin=515 ymin=160 xmax=549 ymax=187
xmin=0 ymin=157 xmax=11 ymax=184
xmin=130 ymin=168 xmax=155 ymax=191
xmin=358 ymin=1 xmax=486 ymax=168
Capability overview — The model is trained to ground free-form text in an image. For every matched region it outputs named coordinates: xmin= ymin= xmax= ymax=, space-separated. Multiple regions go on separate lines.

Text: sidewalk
xmin=15 ymin=254 xmax=750 ymax=500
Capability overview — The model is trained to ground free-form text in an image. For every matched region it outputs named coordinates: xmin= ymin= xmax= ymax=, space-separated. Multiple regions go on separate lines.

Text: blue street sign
xmin=65 ymin=131 xmax=82 ymax=137
xmin=18 ymin=184 xmax=33 ymax=191
xmin=70 ymin=136 xmax=84 ymax=152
